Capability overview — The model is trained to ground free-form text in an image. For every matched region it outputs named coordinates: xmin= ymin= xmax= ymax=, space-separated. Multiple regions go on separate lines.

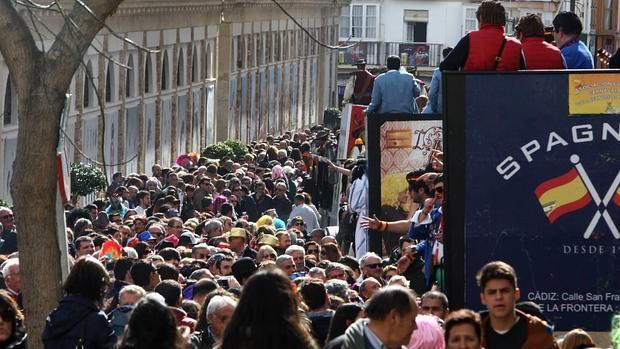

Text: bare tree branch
xmin=0 ymin=0 xmax=41 ymax=87
xmin=15 ymin=0 xmax=60 ymax=12
xmin=45 ymin=0 xmax=123 ymax=91
xmin=73 ymin=0 xmax=159 ymax=54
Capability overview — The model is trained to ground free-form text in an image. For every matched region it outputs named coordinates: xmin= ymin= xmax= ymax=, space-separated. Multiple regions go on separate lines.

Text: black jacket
xmin=190 ymin=328 xmax=216 ymax=349
xmin=0 ymin=329 xmax=26 ymax=349
xmin=42 ymin=295 xmax=116 ymax=349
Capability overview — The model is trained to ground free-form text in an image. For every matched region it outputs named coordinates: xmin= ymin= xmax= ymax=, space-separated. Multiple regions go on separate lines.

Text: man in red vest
xmin=350 ymin=59 xmax=375 ymax=105
xmin=440 ymin=0 xmax=524 ymax=71
xmin=516 ymin=14 xmax=566 ymax=69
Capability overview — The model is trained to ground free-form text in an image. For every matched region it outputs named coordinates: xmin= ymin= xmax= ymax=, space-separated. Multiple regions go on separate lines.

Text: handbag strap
xmin=493 ymin=38 xmax=508 ymax=71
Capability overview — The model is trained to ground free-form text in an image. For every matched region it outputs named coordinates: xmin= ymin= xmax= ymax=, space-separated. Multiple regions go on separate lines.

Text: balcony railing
xmin=338 ymin=41 xmax=444 ymax=67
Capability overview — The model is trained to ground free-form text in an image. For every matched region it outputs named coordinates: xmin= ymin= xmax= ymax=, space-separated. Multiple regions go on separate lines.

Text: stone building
xmin=0 ymin=0 xmax=346 ymax=202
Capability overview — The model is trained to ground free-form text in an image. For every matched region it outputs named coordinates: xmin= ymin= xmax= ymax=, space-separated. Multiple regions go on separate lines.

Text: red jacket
xmin=521 ymin=37 xmax=565 ymax=69
xmin=352 ymin=70 xmax=374 ymax=105
xmin=464 ymin=24 xmax=522 ymax=71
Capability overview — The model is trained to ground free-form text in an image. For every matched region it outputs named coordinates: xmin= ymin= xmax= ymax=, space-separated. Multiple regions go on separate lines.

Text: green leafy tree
xmin=323 ymin=107 xmax=342 ymax=129
xmin=201 ymin=142 xmax=235 ymax=160
xmin=70 ymin=162 xmax=107 ymax=198
xmin=223 ymin=139 xmax=249 ymax=159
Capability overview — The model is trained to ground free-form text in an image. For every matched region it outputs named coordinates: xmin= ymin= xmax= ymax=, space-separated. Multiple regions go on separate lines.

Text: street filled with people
xmin=0 ymin=1 xmax=619 ymax=348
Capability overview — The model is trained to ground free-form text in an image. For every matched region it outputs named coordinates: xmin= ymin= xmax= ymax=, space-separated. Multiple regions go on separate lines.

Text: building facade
xmin=0 ymin=0 xmax=345 ymax=203
xmin=591 ymin=0 xmax=619 ymax=65
xmin=335 ymin=0 xmax=561 ymax=97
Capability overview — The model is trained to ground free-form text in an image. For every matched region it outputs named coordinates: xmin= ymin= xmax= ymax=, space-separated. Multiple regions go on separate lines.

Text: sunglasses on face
xmin=0 ymin=215 xmax=13 ymax=220
xmin=307 ymin=249 xmax=319 ymax=254
xmin=294 ymin=222 xmax=304 ymax=226
xmin=435 ymin=187 xmax=444 ymax=193
xmin=365 ymin=263 xmax=382 ymax=269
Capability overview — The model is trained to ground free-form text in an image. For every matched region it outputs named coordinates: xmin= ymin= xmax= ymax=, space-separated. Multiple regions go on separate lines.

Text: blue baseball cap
xmin=137 ymin=231 xmax=156 ymax=241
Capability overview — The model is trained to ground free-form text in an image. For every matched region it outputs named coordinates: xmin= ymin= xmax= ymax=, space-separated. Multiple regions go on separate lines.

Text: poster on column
xmin=444 ymin=71 xmax=620 ymax=332
xmin=365 ymin=114 xmax=443 ymax=225
xmin=337 ymin=104 xmax=367 ymax=160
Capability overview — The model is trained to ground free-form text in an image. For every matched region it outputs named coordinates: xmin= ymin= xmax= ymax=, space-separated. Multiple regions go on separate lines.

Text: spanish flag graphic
xmin=614 ymin=186 xmax=620 ymax=206
xmin=535 ymin=168 xmax=592 ymax=223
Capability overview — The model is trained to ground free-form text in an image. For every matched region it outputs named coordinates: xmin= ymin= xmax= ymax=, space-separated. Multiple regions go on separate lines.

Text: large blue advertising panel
xmin=444 ymin=71 xmax=620 ymax=332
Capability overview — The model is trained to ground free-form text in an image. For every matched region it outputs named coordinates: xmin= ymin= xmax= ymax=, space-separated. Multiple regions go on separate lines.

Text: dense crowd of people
xmin=0 ymin=1 xmax=617 ymax=348
xmin=0 ymin=122 xmax=610 ymax=348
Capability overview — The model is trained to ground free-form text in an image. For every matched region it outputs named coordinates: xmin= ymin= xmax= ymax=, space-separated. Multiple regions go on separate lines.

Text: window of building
xmin=206 ymin=43 xmax=212 ymax=79
xmin=126 ymin=55 xmax=135 ymax=98
xmin=177 ymin=48 xmax=185 ymax=87
xmin=3 ymin=76 xmax=16 ymax=125
xmin=339 ymin=4 xmax=380 ymax=40
xmin=83 ymin=62 xmax=94 ymax=108
xmin=463 ymin=7 xmax=478 ymax=36
xmin=404 ymin=10 xmax=428 ymax=42
xmin=340 ymin=6 xmax=350 ymax=37
xmin=366 ymin=6 xmax=377 ymax=38
xmin=351 ymin=5 xmax=363 ymax=38
xmin=192 ymin=48 xmax=199 ymax=83
xmin=145 ymin=53 xmax=152 ymax=93
xmin=266 ymin=32 xmax=272 ymax=63
xmin=162 ymin=50 xmax=169 ymax=90
xmin=105 ymin=63 xmax=114 ymax=103
xmin=256 ymin=34 xmax=262 ymax=65
xmin=603 ymin=0 xmax=613 ymax=30
xmin=282 ymin=31 xmax=288 ymax=60
xmin=248 ymin=34 xmax=255 ymax=67
xmin=274 ymin=32 xmax=281 ymax=61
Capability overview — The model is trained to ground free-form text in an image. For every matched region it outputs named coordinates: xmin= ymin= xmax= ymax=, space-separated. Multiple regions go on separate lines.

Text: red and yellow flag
xmin=614 ymin=186 xmax=620 ymax=206
xmin=535 ymin=168 xmax=592 ymax=223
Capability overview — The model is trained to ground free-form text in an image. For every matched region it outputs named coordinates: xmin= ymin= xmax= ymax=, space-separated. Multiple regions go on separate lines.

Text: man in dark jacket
xmin=234 ymin=185 xmax=258 ymax=222
xmin=104 ymin=257 xmax=135 ymax=312
xmin=477 ymin=261 xmax=559 ymax=349
xmin=300 ymin=280 xmax=335 ymax=346
xmin=325 ymin=286 xmax=418 ymax=349
xmin=154 ymin=280 xmax=197 ymax=331
xmin=191 ymin=295 xmax=237 ymax=349
xmin=272 ymin=182 xmax=292 ymax=221
xmin=252 ymin=182 xmax=274 ymax=217
xmin=0 ymin=208 xmax=17 ymax=255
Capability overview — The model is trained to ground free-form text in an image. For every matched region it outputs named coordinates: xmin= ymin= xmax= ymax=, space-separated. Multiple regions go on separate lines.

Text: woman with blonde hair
xmin=256 ymin=245 xmax=278 ymax=264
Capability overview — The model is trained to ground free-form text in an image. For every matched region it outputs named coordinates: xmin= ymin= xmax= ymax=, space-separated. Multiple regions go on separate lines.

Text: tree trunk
xmin=11 ymin=68 xmax=67 ymax=348
xmin=0 ymin=1 xmax=125 ymax=347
